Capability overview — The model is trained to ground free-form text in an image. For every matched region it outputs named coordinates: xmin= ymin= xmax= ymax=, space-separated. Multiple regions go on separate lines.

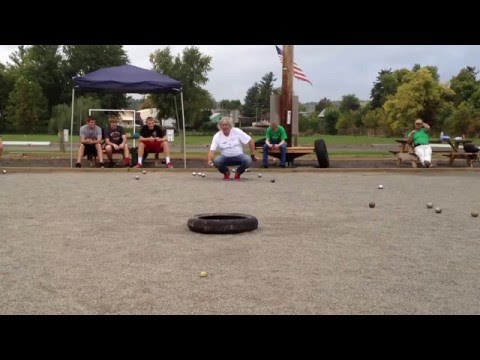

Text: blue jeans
xmin=263 ymin=142 xmax=286 ymax=166
xmin=213 ymin=154 xmax=252 ymax=174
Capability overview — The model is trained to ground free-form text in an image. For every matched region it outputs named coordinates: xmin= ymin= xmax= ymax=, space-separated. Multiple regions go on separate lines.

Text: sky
xmin=1 ymin=45 xmax=480 ymax=103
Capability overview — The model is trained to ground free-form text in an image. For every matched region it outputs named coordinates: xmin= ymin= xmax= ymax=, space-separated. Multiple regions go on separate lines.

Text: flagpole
xmin=280 ymin=45 xmax=294 ymax=147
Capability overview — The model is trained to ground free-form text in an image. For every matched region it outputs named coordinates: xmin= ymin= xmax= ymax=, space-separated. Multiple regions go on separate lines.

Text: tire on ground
xmin=188 ymin=213 xmax=258 ymax=234
xmin=315 ymin=139 xmax=329 ymax=168
xmin=255 ymin=138 xmax=266 ymax=148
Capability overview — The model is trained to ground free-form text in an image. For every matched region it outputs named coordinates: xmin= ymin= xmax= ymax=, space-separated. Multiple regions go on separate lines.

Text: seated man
xmin=75 ymin=116 xmax=104 ymax=168
xmin=0 ymin=134 xmax=3 ymax=160
xmin=407 ymin=118 xmax=432 ymax=168
xmin=135 ymin=116 xmax=173 ymax=168
xmin=103 ymin=115 xmax=131 ymax=167
xmin=262 ymin=121 xmax=287 ymax=168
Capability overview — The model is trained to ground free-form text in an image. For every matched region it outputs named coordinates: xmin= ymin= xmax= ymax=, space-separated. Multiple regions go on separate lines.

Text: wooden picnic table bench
xmin=393 ymin=138 xmax=476 ymax=167
xmin=255 ymin=146 xmax=314 ymax=166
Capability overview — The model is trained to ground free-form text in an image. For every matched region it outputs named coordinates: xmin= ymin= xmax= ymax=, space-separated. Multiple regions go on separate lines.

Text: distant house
xmin=209 ymin=113 xmax=224 ymax=124
xmin=317 ymin=109 xmax=327 ymax=118
xmin=137 ymin=108 xmax=159 ymax=124
xmin=162 ymin=117 xmax=176 ymax=128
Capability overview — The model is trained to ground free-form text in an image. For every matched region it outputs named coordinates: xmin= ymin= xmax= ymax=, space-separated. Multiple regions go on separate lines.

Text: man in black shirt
xmin=134 ymin=117 xmax=173 ymax=168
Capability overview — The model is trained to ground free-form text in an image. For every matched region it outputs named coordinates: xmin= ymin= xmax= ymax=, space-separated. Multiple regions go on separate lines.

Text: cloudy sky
xmin=1 ymin=45 xmax=480 ymax=103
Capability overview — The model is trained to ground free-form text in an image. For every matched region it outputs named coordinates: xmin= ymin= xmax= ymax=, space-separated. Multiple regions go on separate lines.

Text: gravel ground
xmin=1 ymin=170 xmax=479 ymax=314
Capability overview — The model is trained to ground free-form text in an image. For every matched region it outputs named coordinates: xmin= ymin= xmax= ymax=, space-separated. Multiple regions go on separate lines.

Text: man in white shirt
xmin=207 ymin=117 xmax=259 ymax=180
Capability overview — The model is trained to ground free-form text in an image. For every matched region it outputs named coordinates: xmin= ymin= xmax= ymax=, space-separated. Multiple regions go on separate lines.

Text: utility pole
xmin=280 ymin=45 xmax=294 ymax=147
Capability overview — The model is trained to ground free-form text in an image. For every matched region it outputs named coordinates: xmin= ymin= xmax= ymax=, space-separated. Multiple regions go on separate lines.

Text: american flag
xmin=275 ymin=45 xmax=312 ymax=85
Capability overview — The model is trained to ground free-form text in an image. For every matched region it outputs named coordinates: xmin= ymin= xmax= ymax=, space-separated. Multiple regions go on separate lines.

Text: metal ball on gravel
xmin=142 ymin=170 xmax=146 ymax=174
xmin=471 ymin=211 xmax=479 ymax=218
xmin=369 ymin=202 xmax=375 ymax=208
xmin=2 ymin=170 xmax=6 ymax=174
xmin=200 ymin=271 xmax=207 ymax=278
xmin=378 ymin=185 xmax=383 ymax=189
xmin=258 ymin=174 xmax=262 ymax=178
xmin=135 ymin=176 xmax=140 ymax=180
xmin=426 ymin=202 xmax=433 ymax=209
xmin=271 ymin=179 xmax=275 ymax=183
xmin=192 ymin=172 xmax=196 ymax=176
xmin=435 ymin=207 xmax=442 ymax=214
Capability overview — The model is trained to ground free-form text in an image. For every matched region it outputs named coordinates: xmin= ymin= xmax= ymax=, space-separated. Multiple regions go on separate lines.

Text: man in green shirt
xmin=262 ymin=121 xmax=288 ymax=168
xmin=407 ymin=118 xmax=432 ymax=167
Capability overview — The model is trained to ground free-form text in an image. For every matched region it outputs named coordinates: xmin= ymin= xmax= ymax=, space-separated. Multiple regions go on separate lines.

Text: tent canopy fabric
xmin=73 ymin=64 xmax=182 ymax=93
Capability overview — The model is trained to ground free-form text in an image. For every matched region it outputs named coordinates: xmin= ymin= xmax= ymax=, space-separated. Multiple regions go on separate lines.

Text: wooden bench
xmin=442 ymin=152 xmax=479 ymax=167
xmin=255 ymin=146 xmax=314 ymax=166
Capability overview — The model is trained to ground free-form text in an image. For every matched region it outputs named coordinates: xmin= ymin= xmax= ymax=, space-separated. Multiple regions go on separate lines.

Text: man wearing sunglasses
xmin=407 ymin=119 xmax=432 ymax=168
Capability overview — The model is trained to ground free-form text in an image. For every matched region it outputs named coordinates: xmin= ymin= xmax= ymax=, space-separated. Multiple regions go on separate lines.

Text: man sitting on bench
xmin=407 ymin=118 xmax=432 ymax=168
xmin=103 ymin=114 xmax=131 ymax=167
xmin=134 ymin=117 xmax=173 ymax=168
xmin=75 ymin=116 xmax=104 ymax=168
xmin=262 ymin=121 xmax=287 ymax=168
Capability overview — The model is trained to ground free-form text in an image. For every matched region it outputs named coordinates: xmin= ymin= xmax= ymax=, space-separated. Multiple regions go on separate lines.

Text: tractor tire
xmin=314 ymin=139 xmax=329 ymax=168
xmin=188 ymin=213 xmax=258 ymax=234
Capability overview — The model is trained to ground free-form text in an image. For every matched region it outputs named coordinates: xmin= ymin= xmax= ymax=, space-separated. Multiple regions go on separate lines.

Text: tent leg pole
xmin=70 ymin=88 xmax=75 ymax=168
xmin=180 ymin=91 xmax=187 ymax=169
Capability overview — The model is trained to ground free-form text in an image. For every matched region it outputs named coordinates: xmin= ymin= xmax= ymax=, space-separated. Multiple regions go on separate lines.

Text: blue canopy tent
xmin=71 ymin=64 xmax=186 ymax=167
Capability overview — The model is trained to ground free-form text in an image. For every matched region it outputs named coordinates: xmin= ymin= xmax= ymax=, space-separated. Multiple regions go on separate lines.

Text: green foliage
xmin=446 ymin=101 xmax=480 ymax=137
xmin=370 ymin=69 xmax=399 ymax=109
xmin=383 ymin=67 xmax=454 ymax=135
xmin=62 ymin=45 xmax=129 ymax=108
xmin=72 ymin=96 xmax=102 ymax=133
xmin=242 ymin=72 xmax=278 ymax=119
xmin=5 ymin=77 xmax=48 ymax=133
xmin=149 ymin=46 xmax=214 ymax=129
xmin=450 ymin=66 xmax=480 ymax=106
xmin=219 ymin=99 xmax=242 ymax=112
xmin=363 ymin=108 xmax=386 ymax=136
xmin=339 ymin=94 xmax=361 ymax=112
xmin=48 ymin=103 xmax=71 ymax=134
xmin=315 ymin=97 xmax=332 ymax=112
xmin=322 ymin=108 xmax=340 ymax=135
xmin=243 ymin=83 xmax=260 ymax=117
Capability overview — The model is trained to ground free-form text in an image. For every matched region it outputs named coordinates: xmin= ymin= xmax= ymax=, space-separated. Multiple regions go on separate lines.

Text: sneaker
xmin=261 ymin=165 xmax=269 ymax=168
xmin=108 ymin=161 xmax=115 ymax=168
xmin=234 ymin=172 xmax=241 ymax=180
xmin=166 ymin=162 xmax=173 ymax=168
xmin=424 ymin=160 xmax=431 ymax=168
xmin=223 ymin=170 xmax=230 ymax=180
xmin=134 ymin=163 xmax=142 ymax=168
xmin=98 ymin=162 xmax=105 ymax=168
xmin=75 ymin=162 xmax=81 ymax=168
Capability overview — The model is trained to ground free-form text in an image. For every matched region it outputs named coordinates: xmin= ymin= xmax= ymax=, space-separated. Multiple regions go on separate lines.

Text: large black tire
xmin=315 ymin=139 xmax=329 ymax=168
xmin=255 ymin=138 xmax=266 ymax=148
xmin=188 ymin=213 xmax=258 ymax=234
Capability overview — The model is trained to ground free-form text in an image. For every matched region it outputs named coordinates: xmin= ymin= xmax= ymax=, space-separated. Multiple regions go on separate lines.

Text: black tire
xmin=188 ymin=213 xmax=258 ymax=234
xmin=315 ymin=139 xmax=329 ymax=168
xmin=255 ymin=138 xmax=266 ymax=148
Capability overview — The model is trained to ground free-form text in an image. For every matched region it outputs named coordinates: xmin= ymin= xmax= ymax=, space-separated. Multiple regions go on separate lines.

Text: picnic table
xmin=392 ymin=138 xmax=478 ymax=167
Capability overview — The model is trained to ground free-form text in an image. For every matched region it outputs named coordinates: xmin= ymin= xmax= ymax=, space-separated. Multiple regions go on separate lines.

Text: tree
xmin=6 ymin=77 xmax=48 ymax=133
xmin=339 ymin=94 xmax=361 ymax=112
xmin=13 ymin=46 xmax=64 ymax=116
xmin=449 ymin=67 xmax=480 ymax=106
xmin=383 ymin=68 xmax=454 ymax=134
xmin=62 ymin=45 xmax=129 ymax=108
xmin=0 ymin=63 xmax=16 ymax=132
xmin=370 ymin=69 xmax=399 ymax=109
xmin=219 ymin=99 xmax=242 ymax=112
xmin=446 ymin=101 xmax=480 ymax=137
xmin=149 ymin=46 xmax=214 ymax=129
xmin=315 ymin=97 xmax=332 ymax=112
xmin=321 ymin=108 xmax=339 ymax=135
xmin=257 ymin=72 xmax=277 ymax=114
xmin=363 ymin=108 xmax=386 ymax=136
xmin=243 ymin=83 xmax=260 ymax=118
